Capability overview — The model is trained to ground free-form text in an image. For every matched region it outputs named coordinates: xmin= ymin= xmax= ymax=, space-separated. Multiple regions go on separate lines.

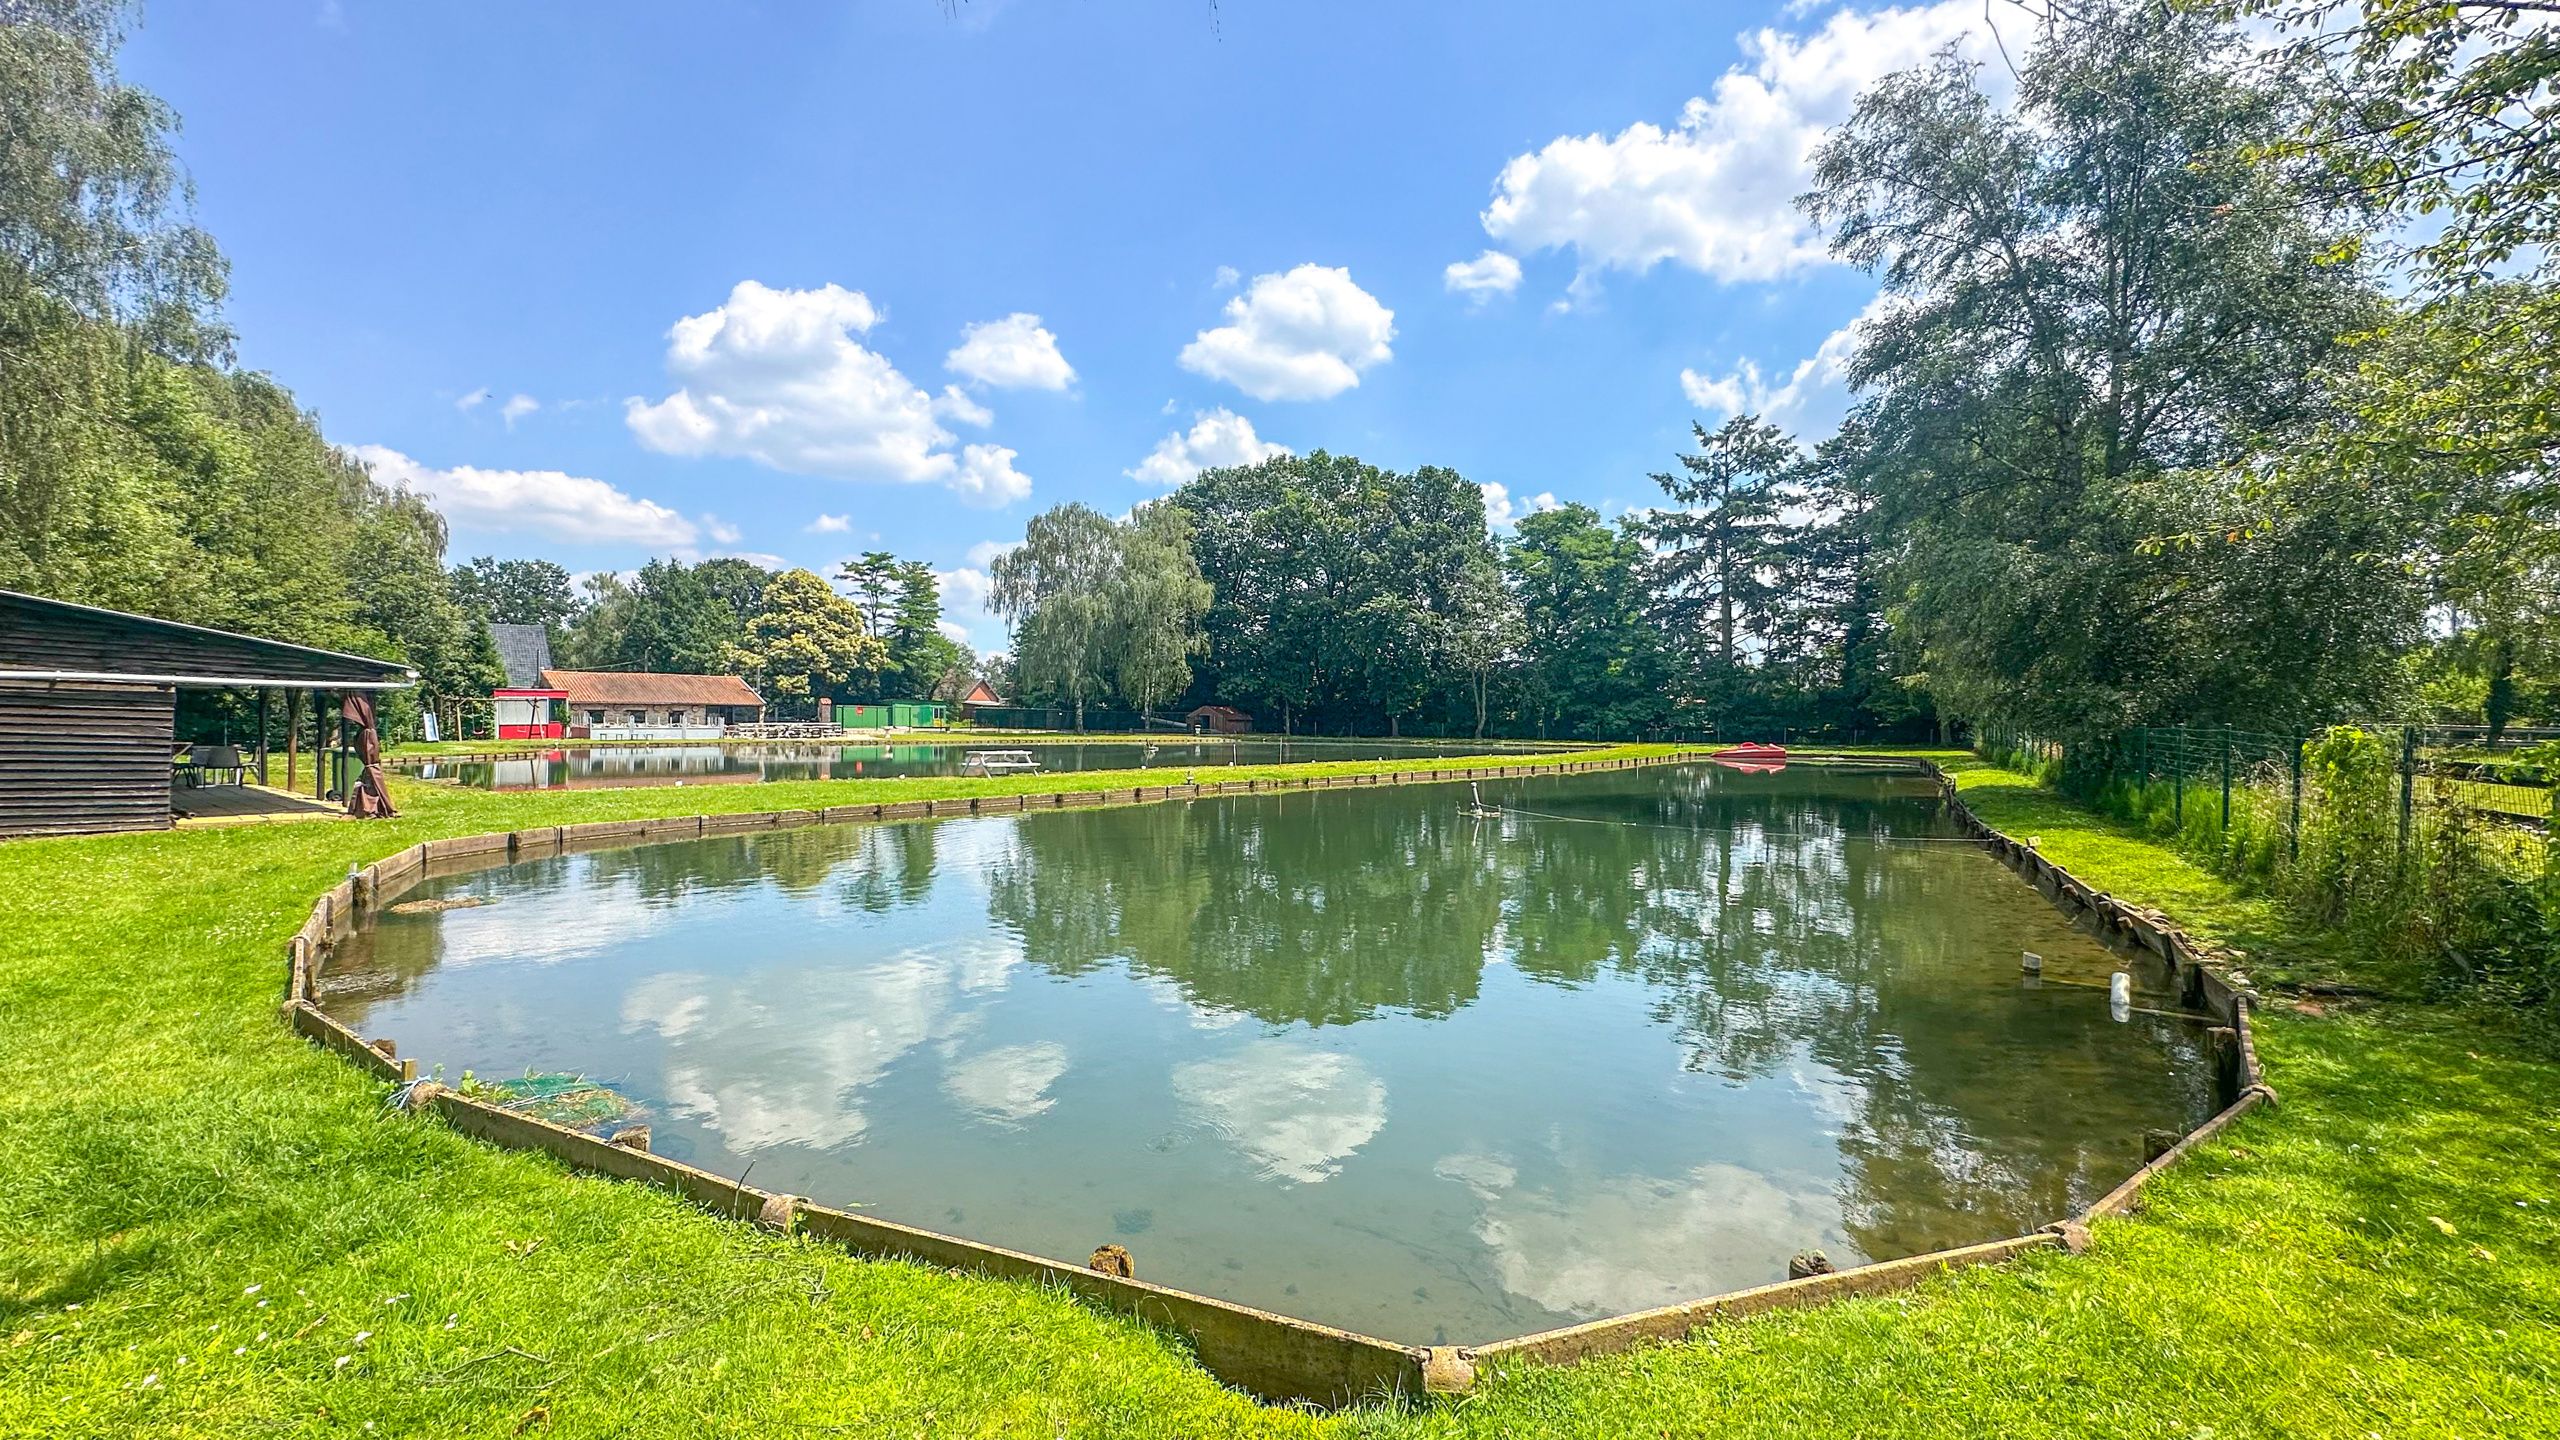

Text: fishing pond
xmin=323 ymin=762 xmax=2215 ymax=1343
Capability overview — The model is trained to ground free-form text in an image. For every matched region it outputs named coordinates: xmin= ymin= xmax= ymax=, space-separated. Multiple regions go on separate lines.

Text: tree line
xmin=993 ymin=0 xmax=2559 ymax=751
xmin=6 ymin=0 xmax=2554 ymax=754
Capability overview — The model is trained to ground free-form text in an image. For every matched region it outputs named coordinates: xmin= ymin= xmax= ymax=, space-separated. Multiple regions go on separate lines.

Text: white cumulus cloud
xmin=499 ymin=393 xmax=540 ymax=429
xmin=950 ymin=443 xmax=1032 ymax=507
xmin=932 ymin=384 xmax=994 ymax=427
xmin=624 ymin=280 xmax=1028 ymax=506
xmin=1444 ymin=250 xmax=1523 ymax=303
xmin=1178 ymin=264 xmax=1395 ymax=402
xmin=455 ymin=386 xmax=490 ymax=413
xmin=806 ymin=513 xmax=855 ymax=534
xmin=353 ymin=444 xmax=699 ymax=547
xmin=1482 ymin=0 xmax=2007 ymax=296
xmin=946 ymin=312 xmax=1075 ymax=390
xmin=1128 ymin=407 xmax=1291 ymax=487
xmin=1679 ymin=291 xmax=1891 ymax=425
xmin=1481 ymin=480 xmax=1560 ymax=530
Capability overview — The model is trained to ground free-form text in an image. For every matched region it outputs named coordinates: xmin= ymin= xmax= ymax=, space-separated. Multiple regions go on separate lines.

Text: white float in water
xmin=2108 ymin=971 xmax=2132 ymax=1021
xmin=2021 ymin=951 xmax=2043 ymax=974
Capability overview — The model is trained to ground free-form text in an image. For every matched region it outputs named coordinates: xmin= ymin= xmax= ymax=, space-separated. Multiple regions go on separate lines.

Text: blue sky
xmin=123 ymin=0 xmax=2020 ymax=650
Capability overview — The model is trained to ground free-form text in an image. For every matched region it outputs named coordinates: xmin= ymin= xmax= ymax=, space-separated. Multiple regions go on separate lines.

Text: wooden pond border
xmin=281 ymin=751 xmax=2269 ymax=1410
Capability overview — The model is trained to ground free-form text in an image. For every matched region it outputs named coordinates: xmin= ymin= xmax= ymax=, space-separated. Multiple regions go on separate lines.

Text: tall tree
xmin=692 ymin=557 xmax=773 ymax=633
xmin=993 ymin=503 xmax=1123 ymax=730
xmin=1109 ymin=501 xmax=1214 ymax=719
xmin=884 ymin=560 xmax=965 ymax=698
xmin=0 ymin=0 xmax=229 ymax=362
xmin=1638 ymin=416 xmax=1801 ymax=688
xmin=1802 ymin=1 xmax=2401 ymax=739
xmin=562 ymin=559 xmax=747 ymax=675
xmin=2231 ymin=0 xmax=2560 ymax=732
xmin=732 ymin=568 xmax=887 ymax=712
xmin=837 ymin=551 xmax=900 ymax=635
xmin=1506 ymin=504 xmax=1674 ymax=740
xmin=1177 ymin=453 xmax=1499 ymax=733
xmin=449 ymin=555 xmax=577 ymax=629
xmin=1444 ymin=549 xmax=1522 ymax=740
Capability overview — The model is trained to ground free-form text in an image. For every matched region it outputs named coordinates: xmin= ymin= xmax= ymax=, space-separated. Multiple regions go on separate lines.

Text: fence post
xmin=2397 ymin=725 xmax=2417 ymax=863
xmin=2220 ymin=730 xmax=2233 ymax=831
xmin=2288 ymin=737 xmax=2303 ymax=861
xmin=2544 ymin=782 xmax=2560 ymax=910
xmin=2174 ymin=725 xmax=2186 ymax=826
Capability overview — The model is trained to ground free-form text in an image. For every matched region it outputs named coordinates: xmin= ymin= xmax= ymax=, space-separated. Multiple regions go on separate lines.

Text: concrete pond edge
xmin=278 ymin=751 xmax=2269 ymax=1410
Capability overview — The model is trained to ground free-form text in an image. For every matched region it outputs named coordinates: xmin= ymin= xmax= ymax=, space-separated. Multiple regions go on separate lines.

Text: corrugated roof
xmin=489 ymin=623 xmax=553 ymax=690
xmin=541 ymin=670 xmax=764 ymax=707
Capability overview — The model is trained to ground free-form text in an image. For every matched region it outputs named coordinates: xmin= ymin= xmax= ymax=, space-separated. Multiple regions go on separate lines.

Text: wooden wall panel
xmin=0 ymin=681 xmax=175 ymax=837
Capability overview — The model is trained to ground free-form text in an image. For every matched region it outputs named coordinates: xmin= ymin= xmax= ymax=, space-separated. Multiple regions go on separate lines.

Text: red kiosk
xmin=492 ymin=686 xmax=569 ymax=740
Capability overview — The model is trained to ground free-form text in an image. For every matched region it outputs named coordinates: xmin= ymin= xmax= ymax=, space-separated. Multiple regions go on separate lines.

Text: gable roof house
xmin=490 ymin=623 xmax=553 ymax=690
xmin=487 ymin=624 xmax=568 ymax=740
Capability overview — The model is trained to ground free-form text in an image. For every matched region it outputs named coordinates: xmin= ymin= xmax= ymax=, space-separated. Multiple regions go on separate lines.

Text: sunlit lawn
xmin=2 ymin=749 xmax=2553 ymax=1437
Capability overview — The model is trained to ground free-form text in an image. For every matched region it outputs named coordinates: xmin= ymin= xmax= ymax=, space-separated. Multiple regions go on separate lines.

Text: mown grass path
xmin=2 ymin=750 xmax=2553 ymax=1437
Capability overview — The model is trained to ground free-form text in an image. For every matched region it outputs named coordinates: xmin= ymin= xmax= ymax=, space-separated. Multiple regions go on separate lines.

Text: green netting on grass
xmin=470 ymin=1072 xmax=637 ymax=1129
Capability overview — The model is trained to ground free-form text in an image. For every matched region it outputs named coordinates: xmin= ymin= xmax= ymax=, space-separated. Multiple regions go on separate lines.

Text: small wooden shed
xmin=1186 ymin=704 xmax=1254 ymax=736
xmin=0 ymin=590 xmax=417 ymax=838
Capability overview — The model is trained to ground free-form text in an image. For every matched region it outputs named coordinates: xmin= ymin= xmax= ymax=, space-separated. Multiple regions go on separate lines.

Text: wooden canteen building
xmin=0 ymin=589 xmax=416 ymax=839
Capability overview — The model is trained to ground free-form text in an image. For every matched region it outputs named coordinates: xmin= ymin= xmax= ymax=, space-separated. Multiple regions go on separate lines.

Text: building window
xmin=586 ymin=710 xmax=604 ymax=726
xmin=628 ymin=711 xmax=645 ymax=724
xmin=669 ymin=710 xmax=687 ymax=726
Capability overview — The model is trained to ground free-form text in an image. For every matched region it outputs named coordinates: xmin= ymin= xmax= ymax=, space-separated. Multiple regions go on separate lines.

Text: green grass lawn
xmin=3 ymin=749 xmax=2555 ymax=1437
xmin=384 ymin=731 xmax=1581 ymax=758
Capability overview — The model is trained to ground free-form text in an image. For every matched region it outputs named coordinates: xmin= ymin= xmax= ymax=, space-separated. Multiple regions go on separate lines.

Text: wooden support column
xmin=314 ymin=689 xmax=330 ymax=799
xmin=285 ymin=689 xmax=301 ymax=792
xmin=255 ymin=688 xmax=271 ymax=785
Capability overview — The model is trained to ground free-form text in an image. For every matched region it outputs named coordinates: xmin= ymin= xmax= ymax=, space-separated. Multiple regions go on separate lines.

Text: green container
xmin=840 ymin=701 xmax=945 ymax=728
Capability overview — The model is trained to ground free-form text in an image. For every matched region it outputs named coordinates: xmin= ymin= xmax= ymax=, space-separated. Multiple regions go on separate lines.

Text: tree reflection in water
xmin=326 ymin=764 xmax=2212 ymax=1338
xmin=979 ymin=766 xmax=2211 ymax=1262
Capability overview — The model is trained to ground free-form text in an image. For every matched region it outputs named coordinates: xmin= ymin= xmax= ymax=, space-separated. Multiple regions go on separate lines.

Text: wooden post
xmin=2288 ymin=738 xmax=2303 ymax=861
xmin=285 ymin=689 xmax=301 ymax=792
xmin=255 ymin=687 xmax=271 ymax=785
xmin=315 ymin=690 xmax=330 ymax=799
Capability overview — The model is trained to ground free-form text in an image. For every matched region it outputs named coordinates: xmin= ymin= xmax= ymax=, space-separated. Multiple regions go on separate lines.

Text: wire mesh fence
xmin=1971 ymin=721 xmax=2558 ymax=1025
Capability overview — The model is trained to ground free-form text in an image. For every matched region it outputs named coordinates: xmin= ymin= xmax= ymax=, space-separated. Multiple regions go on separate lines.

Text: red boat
xmin=1710 ymin=742 xmax=1788 ymax=773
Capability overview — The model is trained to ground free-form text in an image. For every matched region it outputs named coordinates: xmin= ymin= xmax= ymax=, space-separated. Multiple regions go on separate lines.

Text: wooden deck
xmin=172 ymin=783 xmax=341 ymax=825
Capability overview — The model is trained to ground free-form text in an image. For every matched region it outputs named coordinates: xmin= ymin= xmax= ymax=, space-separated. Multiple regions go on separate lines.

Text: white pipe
xmin=0 ymin=669 xmax=415 ymax=690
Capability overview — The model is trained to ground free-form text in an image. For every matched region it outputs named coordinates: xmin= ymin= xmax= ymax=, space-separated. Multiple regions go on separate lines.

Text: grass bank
xmin=2 ymin=749 xmax=2554 ymax=1437
xmin=385 ymin=732 xmax=1584 ymax=758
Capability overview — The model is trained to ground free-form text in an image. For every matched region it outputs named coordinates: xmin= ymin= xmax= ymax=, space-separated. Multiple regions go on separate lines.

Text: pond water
xmin=324 ymin=764 xmax=2217 ymax=1344
xmin=402 ymin=737 xmax=1551 ymax=791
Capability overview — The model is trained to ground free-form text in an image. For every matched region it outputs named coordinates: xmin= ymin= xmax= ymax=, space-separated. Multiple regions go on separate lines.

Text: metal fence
xmin=1976 ymin=721 xmax=2558 ymax=913
xmin=966 ymin=706 xmax=1182 ymax=733
xmin=1973 ymin=721 xmax=2558 ymax=1022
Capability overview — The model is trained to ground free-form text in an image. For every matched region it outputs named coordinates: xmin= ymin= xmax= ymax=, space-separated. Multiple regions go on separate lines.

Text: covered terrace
xmin=0 ymin=590 xmax=417 ymax=838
